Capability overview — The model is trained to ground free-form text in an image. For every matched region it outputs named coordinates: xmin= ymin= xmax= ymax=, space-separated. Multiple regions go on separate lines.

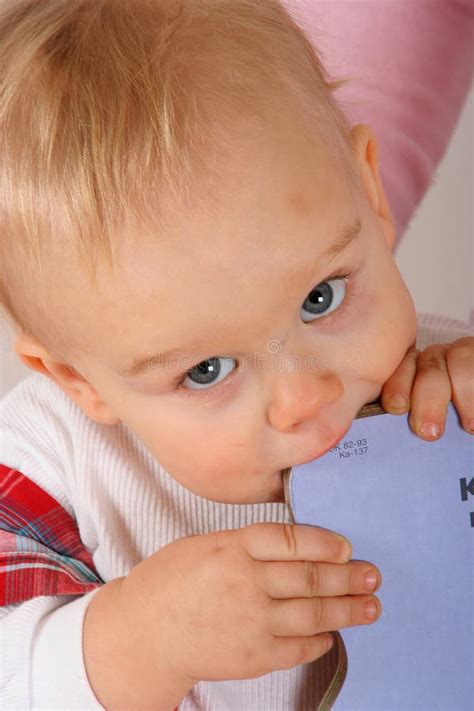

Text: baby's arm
xmin=381 ymin=312 xmax=474 ymax=438
xmin=0 ymin=383 xmax=190 ymax=709
xmin=0 ymin=462 xmax=191 ymax=710
xmin=1 ymin=593 xmax=103 ymax=708
xmin=0 ymin=437 xmax=106 ymax=707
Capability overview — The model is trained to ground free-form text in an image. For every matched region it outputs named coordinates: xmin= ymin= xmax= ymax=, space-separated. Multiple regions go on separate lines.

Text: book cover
xmin=284 ymin=401 xmax=473 ymax=711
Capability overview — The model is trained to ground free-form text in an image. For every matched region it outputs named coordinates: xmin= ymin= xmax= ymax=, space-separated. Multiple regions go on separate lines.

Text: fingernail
xmin=324 ymin=633 xmax=334 ymax=652
xmin=335 ymin=534 xmax=352 ymax=559
xmin=467 ymin=419 xmax=474 ymax=433
xmin=364 ymin=571 xmax=378 ymax=591
xmin=420 ymin=422 xmax=441 ymax=438
xmin=364 ymin=599 xmax=378 ymax=620
xmin=387 ymin=394 xmax=408 ymax=409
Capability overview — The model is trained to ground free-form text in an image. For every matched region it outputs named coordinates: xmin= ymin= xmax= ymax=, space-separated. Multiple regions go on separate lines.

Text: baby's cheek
xmin=374 ymin=293 xmax=417 ymax=382
xmin=189 ymin=425 xmax=254 ymax=474
xmin=349 ymin=283 xmax=415 ymax=384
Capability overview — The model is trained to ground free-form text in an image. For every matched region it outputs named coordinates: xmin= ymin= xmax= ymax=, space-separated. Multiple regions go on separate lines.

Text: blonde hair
xmin=0 ymin=0 xmax=358 ymax=353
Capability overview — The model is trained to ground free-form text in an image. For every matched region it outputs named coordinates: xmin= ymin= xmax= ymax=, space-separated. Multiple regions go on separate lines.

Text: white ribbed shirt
xmin=1 ymin=312 xmax=472 ymax=711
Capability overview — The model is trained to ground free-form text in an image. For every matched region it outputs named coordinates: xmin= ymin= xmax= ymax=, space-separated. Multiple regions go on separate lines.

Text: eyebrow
xmin=120 ymin=219 xmax=362 ymax=378
xmin=324 ymin=218 xmax=361 ymax=261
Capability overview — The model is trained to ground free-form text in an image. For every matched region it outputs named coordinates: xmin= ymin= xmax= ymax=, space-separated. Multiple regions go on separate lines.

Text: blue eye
xmin=300 ymin=277 xmax=347 ymax=323
xmin=182 ymin=356 xmax=236 ymax=390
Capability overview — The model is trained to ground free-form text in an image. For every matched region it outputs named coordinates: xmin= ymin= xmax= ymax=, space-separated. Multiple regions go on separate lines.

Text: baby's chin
xmin=228 ymin=473 xmax=286 ymax=505
xmin=223 ymin=470 xmax=287 ymax=505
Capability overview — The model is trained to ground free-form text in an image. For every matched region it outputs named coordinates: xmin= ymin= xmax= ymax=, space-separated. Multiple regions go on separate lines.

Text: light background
xmin=0 ymin=89 xmax=472 ymax=399
xmin=395 ymin=87 xmax=472 ymax=324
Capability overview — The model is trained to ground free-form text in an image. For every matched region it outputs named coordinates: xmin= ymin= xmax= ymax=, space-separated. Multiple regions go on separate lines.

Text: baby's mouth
xmin=278 ymin=396 xmax=381 ymax=480
xmin=282 ymin=429 xmax=348 ymax=475
xmin=284 ymin=402 xmax=373 ymax=472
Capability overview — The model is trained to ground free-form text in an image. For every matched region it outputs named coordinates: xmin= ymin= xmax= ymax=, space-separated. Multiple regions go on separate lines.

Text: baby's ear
xmin=13 ymin=332 xmax=120 ymax=425
xmin=349 ymin=124 xmax=396 ymax=250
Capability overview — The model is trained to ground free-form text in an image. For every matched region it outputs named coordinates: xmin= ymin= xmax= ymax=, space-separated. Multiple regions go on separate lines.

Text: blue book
xmin=284 ymin=401 xmax=473 ymax=711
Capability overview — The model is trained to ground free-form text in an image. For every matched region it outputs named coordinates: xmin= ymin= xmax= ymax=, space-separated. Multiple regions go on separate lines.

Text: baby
xmin=0 ymin=1 xmax=472 ymax=709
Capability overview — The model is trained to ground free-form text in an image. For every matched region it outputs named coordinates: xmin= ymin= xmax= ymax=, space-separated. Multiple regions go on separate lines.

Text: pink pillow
xmin=284 ymin=0 xmax=473 ymax=248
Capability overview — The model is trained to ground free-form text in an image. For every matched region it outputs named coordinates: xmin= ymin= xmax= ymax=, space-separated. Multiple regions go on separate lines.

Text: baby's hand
xmin=118 ymin=523 xmax=381 ymax=701
xmin=381 ymin=337 xmax=474 ymax=439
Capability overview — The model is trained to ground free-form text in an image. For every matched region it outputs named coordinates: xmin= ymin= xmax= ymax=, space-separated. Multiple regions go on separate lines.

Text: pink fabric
xmin=284 ymin=0 xmax=474 ymax=248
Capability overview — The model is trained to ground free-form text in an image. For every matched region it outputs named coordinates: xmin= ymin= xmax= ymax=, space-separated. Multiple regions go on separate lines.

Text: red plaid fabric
xmin=0 ymin=464 xmax=103 ymax=605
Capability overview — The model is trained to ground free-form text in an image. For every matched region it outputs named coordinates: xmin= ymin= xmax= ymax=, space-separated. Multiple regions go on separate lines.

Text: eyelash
xmin=174 ymin=268 xmax=358 ymax=400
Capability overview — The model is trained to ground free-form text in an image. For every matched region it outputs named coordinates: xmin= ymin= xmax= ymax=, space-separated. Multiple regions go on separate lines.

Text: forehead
xmin=63 ymin=118 xmax=357 ymax=367
xmin=116 ymin=119 xmax=351 ymax=280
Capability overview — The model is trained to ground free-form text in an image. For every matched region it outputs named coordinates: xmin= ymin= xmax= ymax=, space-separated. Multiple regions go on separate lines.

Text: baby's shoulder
xmin=0 ymin=374 xmax=101 ymax=509
xmin=1 ymin=370 xmax=68 ymax=410
xmin=0 ymin=372 xmax=82 ymax=444
xmin=0 ymin=373 xmax=143 ymax=512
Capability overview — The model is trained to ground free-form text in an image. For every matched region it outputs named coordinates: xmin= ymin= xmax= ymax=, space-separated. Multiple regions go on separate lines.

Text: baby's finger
xmin=446 ymin=337 xmax=474 ymax=434
xmin=237 ymin=522 xmax=351 ymax=565
xmin=269 ymin=593 xmax=381 ymax=637
xmin=381 ymin=346 xmax=419 ymax=414
xmin=259 ymin=559 xmax=381 ymax=599
xmin=408 ymin=344 xmax=451 ymax=440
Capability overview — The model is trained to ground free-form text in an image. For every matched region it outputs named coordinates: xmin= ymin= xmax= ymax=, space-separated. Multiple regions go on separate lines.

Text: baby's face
xmin=58 ymin=119 xmax=417 ymax=504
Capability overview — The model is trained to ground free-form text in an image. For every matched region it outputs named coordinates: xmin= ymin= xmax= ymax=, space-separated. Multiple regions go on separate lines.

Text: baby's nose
xmin=266 ymin=369 xmax=344 ymax=432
